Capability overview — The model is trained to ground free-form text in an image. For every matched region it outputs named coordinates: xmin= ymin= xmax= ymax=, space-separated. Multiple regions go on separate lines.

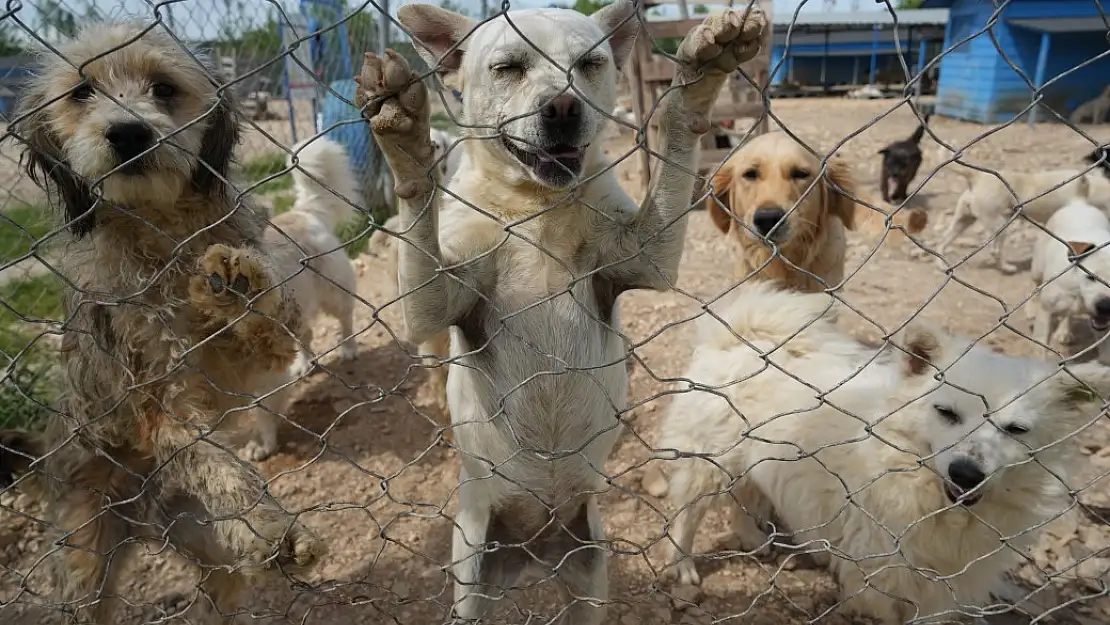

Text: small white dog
xmin=244 ymin=136 xmax=362 ymax=461
xmin=934 ymin=160 xmax=1110 ymax=272
xmin=430 ymin=127 xmax=463 ymax=182
xmin=1031 ymin=176 xmax=1110 ymax=361
xmin=356 ymin=1 xmax=766 ymax=622
xmin=660 ymin=281 xmax=1110 ymax=623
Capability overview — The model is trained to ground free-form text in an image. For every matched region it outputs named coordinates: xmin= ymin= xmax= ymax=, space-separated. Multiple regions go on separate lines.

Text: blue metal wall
xmin=933 ymin=0 xmax=1110 ymax=123
xmin=770 ymin=42 xmax=925 ymax=86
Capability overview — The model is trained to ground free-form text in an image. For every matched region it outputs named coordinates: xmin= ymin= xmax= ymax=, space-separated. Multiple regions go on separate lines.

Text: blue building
xmin=921 ymin=0 xmax=1110 ymax=123
xmin=0 ymin=56 xmax=34 ymax=118
xmin=770 ymin=9 xmax=950 ymax=90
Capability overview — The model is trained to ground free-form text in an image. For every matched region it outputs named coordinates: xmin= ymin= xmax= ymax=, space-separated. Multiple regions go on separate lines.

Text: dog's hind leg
xmin=986 ymin=221 xmax=1018 ymax=274
xmin=160 ymin=495 xmax=252 ymax=624
xmin=933 ymin=193 xmax=977 ymax=268
xmin=450 ymin=492 xmax=497 ymax=622
xmin=47 ymin=458 xmax=135 ymax=624
xmin=552 ymin=497 xmax=608 ymax=625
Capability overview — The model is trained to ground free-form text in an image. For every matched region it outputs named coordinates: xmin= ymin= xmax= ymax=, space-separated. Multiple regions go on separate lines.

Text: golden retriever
xmin=705 ymin=132 xmax=927 ymax=291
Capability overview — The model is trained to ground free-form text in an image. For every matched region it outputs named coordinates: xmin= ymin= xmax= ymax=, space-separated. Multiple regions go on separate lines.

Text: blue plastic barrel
xmin=319 ymin=78 xmax=372 ymax=176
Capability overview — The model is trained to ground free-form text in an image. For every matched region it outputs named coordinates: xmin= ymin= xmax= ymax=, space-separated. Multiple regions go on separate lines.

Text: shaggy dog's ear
xmin=592 ymin=0 xmax=640 ymax=71
xmin=706 ymin=163 xmax=734 ymax=234
xmin=824 ymin=156 xmax=858 ymax=231
xmin=192 ymin=88 xmax=241 ymax=195
xmin=398 ymin=4 xmax=476 ymax=91
xmin=13 ymin=87 xmax=97 ymax=237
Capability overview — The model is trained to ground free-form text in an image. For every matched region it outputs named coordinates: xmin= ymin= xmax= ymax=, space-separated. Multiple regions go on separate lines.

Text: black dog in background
xmin=1088 ymin=145 xmax=1109 ymax=178
xmin=879 ymin=112 xmax=931 ymax=203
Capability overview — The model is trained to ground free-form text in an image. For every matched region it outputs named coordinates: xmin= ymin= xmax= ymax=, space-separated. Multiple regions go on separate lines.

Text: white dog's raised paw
xmin=677 ymin=8 xmax=766 ymax=76
xmin=355 ymin=50 xmax=434 ymax=170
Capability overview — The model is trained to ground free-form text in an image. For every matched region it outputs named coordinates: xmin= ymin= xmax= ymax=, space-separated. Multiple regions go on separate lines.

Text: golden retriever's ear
xmin=706 ymin=165 xmax=734 ymax=234
xmin=824 ymin=157 xmax=859 ymax=231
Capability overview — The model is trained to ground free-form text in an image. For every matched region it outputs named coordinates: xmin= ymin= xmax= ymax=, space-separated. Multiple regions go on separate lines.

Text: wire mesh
xmin=0 ymin=0 xmax=1108 ymax=623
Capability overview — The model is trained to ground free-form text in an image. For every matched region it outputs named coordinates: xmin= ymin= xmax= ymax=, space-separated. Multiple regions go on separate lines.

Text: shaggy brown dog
xmin=0 ymin=22 xmax=322 ymax=623
xmin=705 ymin=132 xmax=926 ymax=292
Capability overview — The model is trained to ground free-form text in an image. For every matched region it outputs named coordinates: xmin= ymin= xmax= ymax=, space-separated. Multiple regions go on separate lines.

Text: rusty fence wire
xmin=0 ymin=0 xmax=1109 ymax=624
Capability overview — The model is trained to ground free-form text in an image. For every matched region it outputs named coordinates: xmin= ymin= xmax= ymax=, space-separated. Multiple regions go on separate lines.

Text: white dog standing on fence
xmin=1031 ymin=176 xmax=1110 ymax=363
xmin=659 ymin=281 xmax=1110 ymax=623
xmin=354 ymin=1 xmax=766 ymax=622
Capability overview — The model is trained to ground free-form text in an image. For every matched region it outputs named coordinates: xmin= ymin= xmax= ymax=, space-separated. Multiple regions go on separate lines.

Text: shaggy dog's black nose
xmin=752 ymin=207 xmax=786 ymax=237
xmin=105 ymin=122 xmax=155 ymax=161
xmin=1096 ymin=298 xmax=1110 ymax=318
xmin=947 ymin=459 xmax=986 ymax=491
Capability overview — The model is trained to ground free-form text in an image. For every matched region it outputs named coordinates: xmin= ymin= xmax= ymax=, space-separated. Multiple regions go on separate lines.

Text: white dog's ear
xmin=398 ymin=4 xmax=476 ymax=88
xmin=592 ymin=0 xmax=640 ymax=71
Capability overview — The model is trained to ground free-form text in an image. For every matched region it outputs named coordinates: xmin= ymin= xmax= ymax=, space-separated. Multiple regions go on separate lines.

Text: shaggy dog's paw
xmin=190 ymin=244 xmax=281 ymax=319
xmin=242 ymin=515 xmax=326 ymax=575
xmin=239 ymin=438 xmax=277 ymax=463
xmin=676 ymin=7 xmax=766 ymax=76
xmin=356 ymin=49 xmax=435 ymax=191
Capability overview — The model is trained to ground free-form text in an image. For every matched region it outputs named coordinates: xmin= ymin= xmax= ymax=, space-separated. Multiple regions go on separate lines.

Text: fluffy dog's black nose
xmin=105 ymin=122 xmax=154 ymax=161
xmin=1097 ymin=298 xmax=1110 ymax=318
xmin=752 ymin=207 xmax=786 ymax=236
xmin=947 ymin=459 xmax=986 ymax=491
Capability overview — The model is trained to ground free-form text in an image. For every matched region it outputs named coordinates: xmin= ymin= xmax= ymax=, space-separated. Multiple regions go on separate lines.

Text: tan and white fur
xmin=240 ymin=135 xmax=362 ymax=461
xmin=355 ymin=2 xmax=766 ymax=622
xmin=1 ymin=22 xmax=322 ymax=624
xmin=659 ymin=281 xmax=1108 ymax=623
xmin=934 ymin=159 xmax=1110 ymax=272
xmin=1031 ymin=176 xmax=1110 ymax=362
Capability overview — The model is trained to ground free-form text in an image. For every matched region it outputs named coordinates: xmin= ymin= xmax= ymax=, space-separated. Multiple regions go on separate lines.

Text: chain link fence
xmin=0 ymin=0 xmax=1108 ymax=623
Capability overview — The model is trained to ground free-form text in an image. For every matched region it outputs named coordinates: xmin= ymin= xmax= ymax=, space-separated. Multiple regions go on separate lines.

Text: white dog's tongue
xmin=539 ymin=147 xmax=583 ymax=162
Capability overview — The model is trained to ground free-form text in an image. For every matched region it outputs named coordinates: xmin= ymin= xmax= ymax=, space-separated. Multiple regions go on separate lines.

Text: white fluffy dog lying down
xmin=1031 ymin=176 xmax=1110 ymax=362
xmin=659 ymin=282 xmax=1110 ymax=623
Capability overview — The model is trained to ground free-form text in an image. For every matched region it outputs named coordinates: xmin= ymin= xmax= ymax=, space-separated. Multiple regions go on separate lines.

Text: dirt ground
xmin=3 ymin=98 xmax=1110 ymax=624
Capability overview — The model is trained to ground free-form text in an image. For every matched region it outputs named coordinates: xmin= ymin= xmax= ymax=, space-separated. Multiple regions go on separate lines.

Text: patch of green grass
xmin=338 ymin=213 xmax=374 ymax=259
xmin=0 ymin=273 xmax=64 ymax=429
xmin=0 ymin=204 xmax=55 ymax=264
xmin=240 ymin=152 xmax=294 ymax=195
xmin=271 ymin=194 xmax=295 ymax=217
xmin=430 ymin=112 xmax=456 ymax=130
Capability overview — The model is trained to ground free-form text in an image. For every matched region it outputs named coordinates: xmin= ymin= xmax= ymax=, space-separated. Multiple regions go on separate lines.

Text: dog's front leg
xmin=355 ymin=51 xmax=478 ymax=345
xmin=600 ymin=8 xmax=767 ymax=290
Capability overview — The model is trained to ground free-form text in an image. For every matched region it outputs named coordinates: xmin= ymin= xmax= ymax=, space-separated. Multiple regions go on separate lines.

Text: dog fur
xmin=1087 ymin=145 xmax=1110 ymax=179
xmin=659 ymin=281 xmax=1109 ymax=623
xmin=0 ymin=23 xmax=322 ymax=623
xmin=879 ymin=112 xmax=930 ymax=203
xmin=355 ymin=2 xmax=766 ymax=622
xmin=934 ymin=161 xmax=1110 ymax=272
xmin=1069 ymin=85 xmax=1110 ymax=125
xmin=705 ymin=132 xmax=927 ymax=292
xmin=238 ymin=135 xmax=362 ymax=461
xmin=1030 ymin=176 xmax=1110 ymax=362
xmin=430 ymin=127 xmax=464 ymax=182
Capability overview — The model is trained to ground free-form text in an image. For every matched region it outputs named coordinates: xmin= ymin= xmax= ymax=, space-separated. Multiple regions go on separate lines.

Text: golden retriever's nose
xmin=752 ymin=207 xmax=786 ymax=237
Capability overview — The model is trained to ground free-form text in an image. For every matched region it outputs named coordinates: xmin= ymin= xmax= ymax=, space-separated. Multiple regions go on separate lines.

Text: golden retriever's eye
xmin=741 ymin=168 xmax=759 ymax=180
xmin=151 ymin=82 xmax=177 ymax=100
xmin=71 ymin=83 xmax=94 ymax=102
xmin=1003 ymin=424 xmax=1029 ymax=436
xmin=791 ymin=168 xmax=811 ymax=180
xmin=933 ymin=404 xmax=961 ymax=424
